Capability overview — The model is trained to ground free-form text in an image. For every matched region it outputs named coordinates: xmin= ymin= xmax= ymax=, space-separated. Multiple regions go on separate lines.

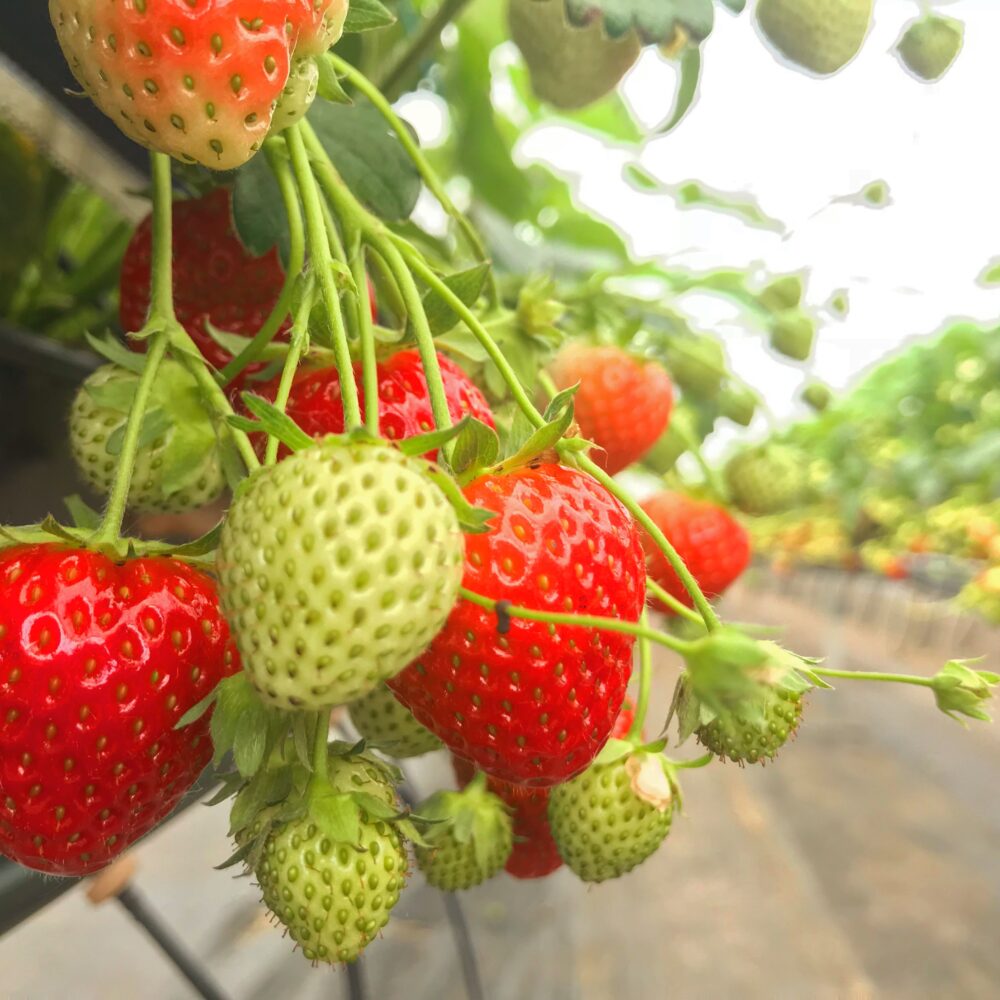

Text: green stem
xmin=810 ymin=667 xmax=935 ymax=688
xmin=628 ymin=609 xmax=653 ymax=740
xmin=670 ymin=421 xmax=728 ymax=501
xmin=311 ymin=709 xmax=332 ymax=788
xmin=375 ymin=0 xmax=475 ymax=99
xmin=351 ymin=246 xmax=380 ymax=433
xmin=219 ymin=140 xmax=305 ymax=386
xmin=646 ymin=579 xmax=704 ymax=626
xmin=458 ymin=587 xmax=693 ymax=656
xmin=329 ymin=52 xmax=498 ymax=308
xmin=285 ymin=124 xmax=362 ymax=430
xmin=567 ymin=452 xmax=722 ymax=633
xmin=264 ymin=283 xmax=315 ymax=466
xmin=93 ymin=152 xmax=175 ymax=547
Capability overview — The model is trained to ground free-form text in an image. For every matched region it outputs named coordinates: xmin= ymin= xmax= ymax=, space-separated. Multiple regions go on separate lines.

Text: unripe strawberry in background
xmin=755 ymin=0 xmax=873 ymax=76
xmin=896 ymin=15 xmax=964 ymax=83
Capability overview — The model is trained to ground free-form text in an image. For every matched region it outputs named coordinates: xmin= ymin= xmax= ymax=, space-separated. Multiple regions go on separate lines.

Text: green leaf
xmin=311 ymin=792 xmax=362 ymax=845
xmin=351 ymin=791 xmax=399 ymax=821
xmin=316 ymin=56 xmax=352 ymax=105
xmin=105 ymin=407 xmax=171 ymax=458
xmin=175 ymin=686 xmax=219 ymax=730
xmin=233 ymin=708 xmax=269 ymax=779
xmin=343 ymin=0 xmax=395 ymax=33
xmin=496 ymin=396 xmax=575 ymax=472
xmin=308 ymin=99 xmax=421 ymax=221
xmin=657 ymin=45 xmax=702 ymax=135
xmin=85 ymin=331 xmax=146 ymax=373
xmin=63 ymin=495 xmax=101 ymax=531
xmin=229 ymin=393 xmax=315 ymax=453
xmin=421 ymin=263 xmax=492 ymax=335
xmin=232 ymin=151 xmax=291 ymax=265
xmin=396 ymin=417 xmax=470 ymax=459
xmin=593 ymin=738 xmax=634 ymax=766
xmin=450 ymin=417 xmax=501 ymax=478
xmin=564 ymin=0 xmax=715 ymax=43
xmin=426 ymin=467 xmax=496 ymax=534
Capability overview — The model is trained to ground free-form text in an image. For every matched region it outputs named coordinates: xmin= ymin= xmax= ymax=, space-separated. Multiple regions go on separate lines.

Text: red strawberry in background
xmin=120 ymin=188 xmax=288 ymax=393
xmin=390 ymin=464 xmax=646 ymax=787
xmin=49 ymin=0 xmax=349 ymax=170
xmin=0 ymin=544 xmax=237 ymax=876
xmin=259 ymin=349 xmax=495 ymax=458
xmin=549 ymin=345 xmax=673 ymax=475
xmin=449 ymin=701 xmax=636 ymax=880
xmin=640 ymin=492 xmax=751 ymax=612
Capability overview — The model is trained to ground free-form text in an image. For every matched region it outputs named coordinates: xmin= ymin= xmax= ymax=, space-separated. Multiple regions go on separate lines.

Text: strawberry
xmin=348 ymin=683 xmax=443 ymax=759
xmin=69 ymin=361 xmax=225 ymax=514
xmin=414 ymin=775 xmax=513 ymax=891
xmin=253 ymin=751 xmax=407 ymax=964
xmin=260 ymin=349 xmax=495 ymax=459
xmin=548 ymin=345 xmax=674 ymax=476
xmin=49 ymin=0 xmax=349 ymax=170
xmin=548 ymin=749 xmax=675 ymax=882
xmin=389 ymin=464 xmax=646 ymax=787
xmin=725 ymin=446 xmax=807 ymax=516
xmin=695 ymin=681 xmax=804 ymax=765
xmin=769 ymin=311 xmax=815 ymax=361
xmin=217 ymin=438 xmax=465 ymax=711
xmin=666 ymin=335 xmax=726 ymax=399
xmin=0 ymin=544 xmax=237 ymax=876
xmin=718 ymin=385 xmax=758 ymax=427
xmin=120 ymin=188 xmax=288 ymax=392
xmin=755 ymin=0 xmax=873 ymax=76
xmin=896 ymin=14 xmax=964 ymax=82
xmin=802 ymin=381 xmax=833 ymax=412
xmin=640 ymin=492 xmax=751 ymax=613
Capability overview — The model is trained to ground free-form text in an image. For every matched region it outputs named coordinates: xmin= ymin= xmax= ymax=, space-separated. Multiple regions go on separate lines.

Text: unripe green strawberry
xmin=755 ymin=0 xmax=873 ymax=76
xmin=726 ymin=445 xmax=807 ymax=515
xmin=758 ymin=274 xmax=803 ymax=312
xmin=718 ymin=385 xmax=759 ymax=427
xmin=696 ymin=682 xmax=804 ymax=764
xmin=254 ymin=754 xmax=407 ymax=964
xmin=896 ymin=15 xmax=964 ymax=82
xmin=508 ymin=0 xmax=641 ymax=110
xmin=802 ymin=381 xmax=833 ymax=412
xmin=217 ymin=439 xmax=465 ymax=711
xmin=70 ymin=361 xmax=225 ymax=513
xmin=769 ymin=311 xmax=815 ymax=361
xmin=414 ymin=775 xmax=513 ymax=891
xmin=349 ymin=683 xmax=443 ymax=758
xmin=548 ymin=750 xmax=675 ymax=883
xmin=666 ymin=335 xmax=726 ymax=399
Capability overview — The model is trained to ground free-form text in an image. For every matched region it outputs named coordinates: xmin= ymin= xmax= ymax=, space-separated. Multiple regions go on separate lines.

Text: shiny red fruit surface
xmin=391 ymin=464 xmax=646 ymax=787
xmin=0 ymin=545 xmax=237 ymax=876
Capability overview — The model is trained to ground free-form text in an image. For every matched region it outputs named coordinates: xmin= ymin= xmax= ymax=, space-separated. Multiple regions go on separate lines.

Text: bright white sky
xmin=406 ymin=0 xmax=1000 ymax=442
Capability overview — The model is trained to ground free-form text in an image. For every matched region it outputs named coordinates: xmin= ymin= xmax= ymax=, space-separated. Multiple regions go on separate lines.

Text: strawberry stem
xmin=646 ymin=579 xmax=705 ymax=626
xmin=352 ymin=246 xmax=380 ymax=434
xmin=328 ymin=52 xmax=499 ymax=309
xmin=809 ymin=667 xmax=935 ymax=688
xmin=285 ymin=125 xmax=362 ymax=431
xmin=628 ymin=609 xmax=653 ymax=740
xmin=458 ymin=587 xmax=694 ymax=656
xmin=218 ymin=140 xmax=305 ymax=386
xmin=311 ymin=709 xmax=332 ymax=790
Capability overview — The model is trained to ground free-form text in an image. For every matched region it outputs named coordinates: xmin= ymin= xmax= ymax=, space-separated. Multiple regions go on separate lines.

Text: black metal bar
xmin=442 ymin=892 xmax=486 ymax=1000
xmin=116 ymin=884 xmax=230 ymax=1000
xmin=345 ymin=958 xmax=367 ymax=1000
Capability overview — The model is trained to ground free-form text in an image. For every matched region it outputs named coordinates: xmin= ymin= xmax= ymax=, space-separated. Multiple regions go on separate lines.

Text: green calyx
xmin=931 ymin=659 xmax=999 ymax=724
xmin=548 ymin=750 xmax=676 ymax=883
xmin=70 ymin=360 xmax=225 ymax=514
xmin=414 ymin=775 xmax=514 ymax=891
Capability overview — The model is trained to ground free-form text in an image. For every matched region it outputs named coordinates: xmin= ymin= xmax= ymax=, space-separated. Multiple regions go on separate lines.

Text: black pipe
xmin=345 ymin=958 xmax=367 ymax=1000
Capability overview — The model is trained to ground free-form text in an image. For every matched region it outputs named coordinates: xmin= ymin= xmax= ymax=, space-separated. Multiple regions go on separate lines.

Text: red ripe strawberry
xmin=549 ymin=345 xmax=674 ymax=475
xmin=390 ymin=464 xmax=646 ymax=787
xmin=0 ymin=544 xmax=237 ymax=876
xmin=260 ymin=349 xmax=495 ymax=458
xmin=449 ymin=701 xmax=635 ymax=880
xmin=120 ymin=188 xmax=288 ymax=391
xmin=49 ymin=0 xmax=349 ymax=170
xmin=640 ymin=492 xmax=751 ymax=613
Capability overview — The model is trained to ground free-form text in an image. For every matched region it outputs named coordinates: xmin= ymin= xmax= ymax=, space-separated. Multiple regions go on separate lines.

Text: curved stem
xmin=458 ymin=587 xmax=694 ymax=656
xmin=646 ymin=579 xmax=704 ymax=627
xmin=329 ymin=52 xmax=498 ymax=308
xmin=219 ymin=140 xmax=305 ymax=386
xmin=810 ymin=667 xmax=935 ymax=688
xmin=628 ymin=609 xmax=653 ymax=740
xmin=285 ymin=124 xmax=361 ymax=430
xmin=351 ymin=247 xmax=380 ymax=433
xmin=567 ymin=452 xmax=722 ymax=633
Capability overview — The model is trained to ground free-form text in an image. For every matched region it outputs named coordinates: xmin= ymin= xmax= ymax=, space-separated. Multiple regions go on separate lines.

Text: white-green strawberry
xmin=70 ymin=361 xmax=225 ymax=513
xmin=769 ymin=311 xmax=816 ymax=361
xmin=414 ymin=774 xmax=513 ymax=891
xmin=666 ymin=335 xmax=726 ymax=399
xmin=896 ymin=15 xmax=964 ymax=82
xmin=755 ymin=0 xmax=873 ymax=76
xmin=349 ymin=683 xmax=443 ymax=758
xmin=217 ymin=438 xmax=465 ymax=711
xmin=253 ymin=752 xmax=407 ymax=965
xmin=548 ymin=750 xmax=675 ymax=883
xmin=725 ymin=445 xmax=807 ymax=515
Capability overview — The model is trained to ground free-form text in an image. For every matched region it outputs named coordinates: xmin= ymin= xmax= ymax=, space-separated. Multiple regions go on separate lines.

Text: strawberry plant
xmin=0 ymin=0 xmax=993 ymax=977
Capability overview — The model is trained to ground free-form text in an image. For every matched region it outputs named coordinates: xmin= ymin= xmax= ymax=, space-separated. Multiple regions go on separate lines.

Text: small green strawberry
xmin=755 ymin=0 xmax=873 ymax=76
xmin=349 ymin=683 xmax=443 ymax=759
xmin=896 ymin=14 xmax=964 ymax=82
xmin=718 ymin=385 xmax=759 ymax=427
xmin=769 ymin=311 xmax=816 ymax=361
xmin=695 ymin=681 xmax=804 ymax=765
xmin=217 ymin=438 xmax=465 ymax=711
xmin=414 ymin=774 xmax=513 ymax=891
xmin=666 ymin=335 xmax=726 ymax=399
xmin=758 ymin=274 xmax=804 ymax=313
xmin=70 ymin=361 xmax=225 ymax=513
xmin=508 ymin=0 xmax=641 ymax=110
xmin=802 ymin=381 xmax=833 ymax=412
xmin=548 ymin=749 xmax=675 ymax=883
xmin=252 ymin=751 xmax=408 ymax=965
xmin=725 ymin=445 xmax=808 ymax=515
